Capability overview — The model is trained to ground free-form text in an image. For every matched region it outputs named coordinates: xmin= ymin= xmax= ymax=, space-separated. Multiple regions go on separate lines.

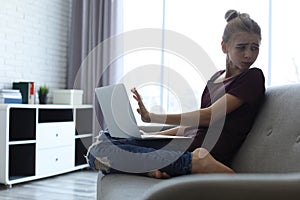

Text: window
xmin=270 ymin=0 xmax=300 ymax=85
xmin=122 ymin=0 xmax=297 ymax=125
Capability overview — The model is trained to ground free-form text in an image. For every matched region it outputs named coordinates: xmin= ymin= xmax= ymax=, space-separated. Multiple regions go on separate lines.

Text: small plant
xmin=38 ymin=85 xmax=49 ymax=104
xmin=38 ymin=85 xmax=49 ymax=96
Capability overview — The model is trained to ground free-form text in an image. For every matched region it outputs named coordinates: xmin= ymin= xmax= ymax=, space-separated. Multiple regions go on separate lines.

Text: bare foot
xmin=94 ymin=159 xmax=101 ymax=170
xmin=148 ymin=170 xmax=171 ymax=179
xmin=191 ymin=148 xmax=235 ymax=174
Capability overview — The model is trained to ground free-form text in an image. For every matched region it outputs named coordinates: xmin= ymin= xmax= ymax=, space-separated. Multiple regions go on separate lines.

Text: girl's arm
xmin=132 ymin=88 xmax=244 ymax=127
xmin=141 ymin=126 xmax=188 ymax=136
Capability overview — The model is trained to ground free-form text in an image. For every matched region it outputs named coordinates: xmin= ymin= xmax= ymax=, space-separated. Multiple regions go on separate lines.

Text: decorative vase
xmin=39 ymin=94 xmax=48 ymax=104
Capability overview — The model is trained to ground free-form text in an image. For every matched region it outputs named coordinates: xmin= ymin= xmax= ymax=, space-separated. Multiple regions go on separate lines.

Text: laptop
xmin=95 ymin=84 xmax=191 ymax=140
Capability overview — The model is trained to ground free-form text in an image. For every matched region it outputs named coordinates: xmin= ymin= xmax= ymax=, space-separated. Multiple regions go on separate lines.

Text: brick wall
xmin=0 ymin=0 xmax=72 ymax=97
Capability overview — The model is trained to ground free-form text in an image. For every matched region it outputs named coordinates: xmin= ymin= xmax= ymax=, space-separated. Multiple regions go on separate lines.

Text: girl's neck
xmin=214 ymin=67 xmax=249 ymax=83
xmin=225 ymin=66 xmax=247 ymax=79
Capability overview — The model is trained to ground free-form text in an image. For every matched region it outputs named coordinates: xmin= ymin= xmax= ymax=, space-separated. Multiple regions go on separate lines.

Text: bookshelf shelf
xmin=0 ymin=104 xmax=93 ymax=187
xmin=9 ymin=140 xmax=36 ymax=145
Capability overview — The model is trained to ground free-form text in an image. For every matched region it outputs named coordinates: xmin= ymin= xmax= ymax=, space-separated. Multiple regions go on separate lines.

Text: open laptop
xmin=95 ymin=84 xmax=191 ymax=140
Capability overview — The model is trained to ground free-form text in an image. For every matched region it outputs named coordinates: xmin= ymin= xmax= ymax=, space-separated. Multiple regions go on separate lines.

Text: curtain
xmin=67 ymin=0 xmax=122 ymax=135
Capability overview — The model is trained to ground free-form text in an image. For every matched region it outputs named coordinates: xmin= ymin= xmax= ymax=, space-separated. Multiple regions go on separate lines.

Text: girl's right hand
xmin=131 ymin=87 xmax=151 ymax=123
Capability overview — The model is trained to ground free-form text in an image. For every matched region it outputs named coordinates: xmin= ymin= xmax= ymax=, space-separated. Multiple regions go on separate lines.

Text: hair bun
xmin=225 ymin=10 xmax=239 ymax=22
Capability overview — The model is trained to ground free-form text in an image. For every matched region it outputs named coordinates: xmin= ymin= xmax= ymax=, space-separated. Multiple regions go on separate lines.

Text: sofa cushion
xmin=142 ymin=173 xmax=300 ymax=200
xmin=231 ymin=84 xmax=300 ymax=172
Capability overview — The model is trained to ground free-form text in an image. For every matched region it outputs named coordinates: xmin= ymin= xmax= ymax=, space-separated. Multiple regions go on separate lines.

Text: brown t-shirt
xmin=184 ymin=67 xmax=265 ymax=165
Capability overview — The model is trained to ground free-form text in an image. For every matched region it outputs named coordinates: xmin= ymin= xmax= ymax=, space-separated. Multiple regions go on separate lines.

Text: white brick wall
xmin=0 ymin=0 xmax=72 ymax=97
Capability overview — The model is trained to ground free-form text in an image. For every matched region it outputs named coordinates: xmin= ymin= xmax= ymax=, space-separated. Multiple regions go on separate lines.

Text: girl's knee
xmin=86 ymin=151 xmax=97 ymax=170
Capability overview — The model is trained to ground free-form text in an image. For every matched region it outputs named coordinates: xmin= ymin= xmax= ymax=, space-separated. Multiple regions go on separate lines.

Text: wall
xmin=0 ymin=0 xmax=72 ymax=96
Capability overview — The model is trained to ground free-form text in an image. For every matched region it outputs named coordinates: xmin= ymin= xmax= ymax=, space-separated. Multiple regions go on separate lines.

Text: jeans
xmin=86 ymin=131 xmax=192 ymax=177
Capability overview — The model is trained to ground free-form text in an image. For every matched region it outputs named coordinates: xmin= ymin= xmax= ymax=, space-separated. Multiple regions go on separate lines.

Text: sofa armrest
xmin=142 ymin=173 xmax=300 ymax=200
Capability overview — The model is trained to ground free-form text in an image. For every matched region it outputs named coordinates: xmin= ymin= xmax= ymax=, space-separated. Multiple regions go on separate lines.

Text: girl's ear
xmin=221 ymin=41 xmax=227 ymax=53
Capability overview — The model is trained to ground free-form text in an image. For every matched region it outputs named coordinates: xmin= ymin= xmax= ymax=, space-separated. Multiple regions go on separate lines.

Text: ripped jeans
xmin=86 ymin=131 xmax=192 ymax=177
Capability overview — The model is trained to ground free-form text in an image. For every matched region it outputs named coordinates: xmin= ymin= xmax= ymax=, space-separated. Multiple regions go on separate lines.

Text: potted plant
xmin=38 ymin=85 xmax=49 ymax=104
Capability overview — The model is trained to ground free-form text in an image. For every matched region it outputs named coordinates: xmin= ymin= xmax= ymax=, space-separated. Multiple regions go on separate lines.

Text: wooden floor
xmin=0 ymin=169 xmax=98 ymax=200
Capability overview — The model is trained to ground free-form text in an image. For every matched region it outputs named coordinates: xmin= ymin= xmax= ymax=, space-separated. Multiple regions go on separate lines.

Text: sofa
xmin=97 ymin=84 xmax=300 ymax=200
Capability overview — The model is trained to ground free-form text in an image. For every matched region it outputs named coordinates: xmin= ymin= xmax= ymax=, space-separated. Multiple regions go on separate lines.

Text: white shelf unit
xmin=0 ymin=104 xmax=93 ymax=187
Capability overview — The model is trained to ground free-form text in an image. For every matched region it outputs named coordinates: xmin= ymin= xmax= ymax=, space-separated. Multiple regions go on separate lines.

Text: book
xmin=12 ymin=82 xmax=35 ymax=104
xmin=0 ymin=89 xmax=22 ymax=104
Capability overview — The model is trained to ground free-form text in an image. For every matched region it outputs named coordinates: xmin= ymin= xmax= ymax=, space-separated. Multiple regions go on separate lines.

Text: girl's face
xmin=222 ymin=32 xmax=260 ymax=73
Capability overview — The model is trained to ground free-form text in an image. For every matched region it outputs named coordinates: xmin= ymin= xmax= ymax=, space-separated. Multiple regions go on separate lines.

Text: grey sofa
xmin=97 ymin=84 xmax=300 ymax=200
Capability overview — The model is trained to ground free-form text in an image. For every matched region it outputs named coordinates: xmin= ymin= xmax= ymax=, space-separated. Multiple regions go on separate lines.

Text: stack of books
xmin=0 ymin=89 xmax=22 ymax=104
